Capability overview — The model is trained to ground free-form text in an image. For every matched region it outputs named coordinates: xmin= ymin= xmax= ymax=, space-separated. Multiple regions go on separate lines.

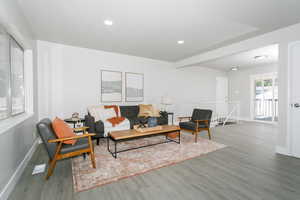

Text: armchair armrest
xmin=194 ymin=120 xmax=209 ymax=122
xmin=178 ymin=116 xmax=191 ymax=122
xmin=48 ymin=133 xmax=96 ymax=143
xmin=194 ymin=119 xmax=209 ymax=129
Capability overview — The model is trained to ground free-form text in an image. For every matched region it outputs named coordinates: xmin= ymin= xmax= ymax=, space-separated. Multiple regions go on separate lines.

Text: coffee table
xmin=107 ymin=125 xmax=180 ymax=158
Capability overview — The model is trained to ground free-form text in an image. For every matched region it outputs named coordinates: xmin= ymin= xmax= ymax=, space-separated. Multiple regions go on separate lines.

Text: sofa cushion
xmin=120 ymin=106 xmax=139 ymax=119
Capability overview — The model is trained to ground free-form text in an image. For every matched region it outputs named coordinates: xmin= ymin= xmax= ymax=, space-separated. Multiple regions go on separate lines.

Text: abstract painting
xmin=125 ymin=72 xmax=144 ymax=102
xmin=101 ymin=70 xmax=122 ymax=102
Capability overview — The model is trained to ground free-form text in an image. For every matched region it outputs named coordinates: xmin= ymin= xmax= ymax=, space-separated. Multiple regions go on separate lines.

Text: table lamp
xmin=161 ymin=96 xmax=172 ymax=111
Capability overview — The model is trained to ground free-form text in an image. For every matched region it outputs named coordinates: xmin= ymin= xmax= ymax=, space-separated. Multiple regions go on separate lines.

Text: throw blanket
xmin=104 ymin=105 xmax=125 ymax=127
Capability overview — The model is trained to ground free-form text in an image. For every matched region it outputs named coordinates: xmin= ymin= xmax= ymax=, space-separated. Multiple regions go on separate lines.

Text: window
xmin=0 ymin=28 xmax=10 ymax=120
xmin=10 ymin=38 xmax=25 ymax=115
xmin=0 ymin=26 xmax=25 ymax=121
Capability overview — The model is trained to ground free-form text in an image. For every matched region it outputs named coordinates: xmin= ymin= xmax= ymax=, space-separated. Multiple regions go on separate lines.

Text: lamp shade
xmin=161 ymin=96 xmax=172 ymax=105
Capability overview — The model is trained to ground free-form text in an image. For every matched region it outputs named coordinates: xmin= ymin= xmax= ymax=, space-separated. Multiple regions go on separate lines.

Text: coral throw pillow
xmin=52 ymin=117 xmax=77 ymax=145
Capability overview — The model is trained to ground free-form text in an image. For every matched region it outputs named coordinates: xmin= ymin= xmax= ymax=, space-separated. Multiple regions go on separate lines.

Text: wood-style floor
xmin=8 ymin=122 xmax=300 ymax=200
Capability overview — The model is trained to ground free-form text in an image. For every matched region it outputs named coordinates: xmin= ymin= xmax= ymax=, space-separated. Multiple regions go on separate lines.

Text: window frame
xmin=0 ymin=29 xmax=26 ymax=121
xmin=9 ymin=36 xmax=25 ymax=117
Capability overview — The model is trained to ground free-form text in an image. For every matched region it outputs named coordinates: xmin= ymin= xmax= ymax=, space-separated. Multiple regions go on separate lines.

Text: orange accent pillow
xmin=52 ymin=117 xmax=77 ymax=145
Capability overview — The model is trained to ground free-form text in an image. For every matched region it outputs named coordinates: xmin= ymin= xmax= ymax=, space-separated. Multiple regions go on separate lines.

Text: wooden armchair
xmin=36 ymin=119 xmax=96 ymax=179
xmin=178 ymin=109 xmax=212 ymax=142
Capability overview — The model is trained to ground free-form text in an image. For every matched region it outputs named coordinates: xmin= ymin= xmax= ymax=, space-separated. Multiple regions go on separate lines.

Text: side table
xmin=64 ymin=118 xmax=85 ymax=128
xmin=167 ymin=112 xmax=174 ymax=125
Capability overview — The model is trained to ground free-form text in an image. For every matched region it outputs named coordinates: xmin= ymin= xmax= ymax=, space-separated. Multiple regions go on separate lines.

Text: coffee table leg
xmin=107 ymin=136 xmax=110 ymax=152
xmin=178 ymin=130 xmax=181 ymax=144
xmin=114 ymin=140 xmax=117 ymax=159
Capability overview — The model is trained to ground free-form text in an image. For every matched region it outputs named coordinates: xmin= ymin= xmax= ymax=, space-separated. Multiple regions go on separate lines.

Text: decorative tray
xmin=135 ymin=126 xmax=163 ymax=133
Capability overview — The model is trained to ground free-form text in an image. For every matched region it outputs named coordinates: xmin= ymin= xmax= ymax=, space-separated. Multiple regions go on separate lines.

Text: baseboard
xmin=0 ymin=138 xmax=39 ymax=200
xmin=276 ymin=146 xmax=290 ymax=156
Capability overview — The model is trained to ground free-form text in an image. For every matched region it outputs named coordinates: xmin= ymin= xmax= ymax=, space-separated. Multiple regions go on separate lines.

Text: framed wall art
xmin=125 ymin=72 xmax=144 ymax=102
xmin=101 ymin=70 xmax=122 ymax=102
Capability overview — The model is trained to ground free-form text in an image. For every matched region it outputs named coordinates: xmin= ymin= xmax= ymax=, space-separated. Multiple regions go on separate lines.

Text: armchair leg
xmin=89 ymin=152 xmax=96 ymax=168
xmin=46 ymin=158 xmax=57 ymax=180
xmin=96 ymin=138 xmax=100 ymax=146
xmin=46 ymin=142 xmax=62 ymax=180
xmin=207 ymin=128 xmax=211 ymax=140
xmin=88 ymin=136 xmax=96 ymax=168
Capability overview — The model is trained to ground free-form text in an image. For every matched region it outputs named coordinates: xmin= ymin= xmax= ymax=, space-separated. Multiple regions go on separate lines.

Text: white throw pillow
xmin=88 ymin=105 xmax=104 ymax=122
xmin=102 ymin=108 xmax=116 ymax=121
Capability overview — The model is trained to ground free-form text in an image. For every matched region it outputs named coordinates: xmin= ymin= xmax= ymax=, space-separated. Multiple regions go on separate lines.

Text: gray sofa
xmin=84 ymin=105 xmax=169 ymax=145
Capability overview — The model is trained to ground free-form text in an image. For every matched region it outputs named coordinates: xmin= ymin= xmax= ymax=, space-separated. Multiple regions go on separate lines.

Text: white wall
xmin=228 ymin=64 xmax=278 ymax=120
xmin=175 ymin=22 xmax=300 ymax=154
xmin=37 ymin=41 xmax=226 ymax=121
xmin=168 ymin=66 xmax=227 ymax=117
xmin=0 ymin=0 xmax=38 ymax=199
xmin=37 ymin=41 xmax=172 ymax=119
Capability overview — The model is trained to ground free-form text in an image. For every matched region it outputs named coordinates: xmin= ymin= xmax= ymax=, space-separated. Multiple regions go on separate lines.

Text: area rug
xmin=71 ymin=133 xmax=226 ymax=192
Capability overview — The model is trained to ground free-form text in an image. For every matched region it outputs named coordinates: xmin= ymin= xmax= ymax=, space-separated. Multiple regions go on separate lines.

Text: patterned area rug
xmin=72 ymin=133 xmax=226 ymax=192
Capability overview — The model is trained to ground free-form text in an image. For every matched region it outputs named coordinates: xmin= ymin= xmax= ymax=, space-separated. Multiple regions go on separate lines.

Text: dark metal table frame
xmin=107 ymin=130 xmax=181 ymax=159
xmin=64 ymin=118 xmax=85 ymax=128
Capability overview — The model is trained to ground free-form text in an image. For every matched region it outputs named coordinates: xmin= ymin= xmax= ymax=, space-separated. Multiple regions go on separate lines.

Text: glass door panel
xmin=253 ymin=76 xmax=277 ymax=122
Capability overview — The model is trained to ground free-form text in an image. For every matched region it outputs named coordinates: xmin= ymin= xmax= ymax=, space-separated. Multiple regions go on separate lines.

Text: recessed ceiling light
xmin=231 ymin=67 xmax=238 ymax=71
xmin=254 ymin=55 xmax=268 ymax=60
xmin=104 ymin=20 xmax=113 ymax=26
xmin=177 ymin=40 xmax=184 ymax=44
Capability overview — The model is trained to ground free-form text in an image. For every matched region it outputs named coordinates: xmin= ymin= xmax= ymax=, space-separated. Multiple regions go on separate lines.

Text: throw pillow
xmin=52 ymin=117 xmax=77 ymax=145
xmin=103 ymin=108 xmax=117 ymax=121
xmin=104 ymin=105 xmax=120 ymax=117
xmin=88 ymin=105 xmax=105 ymax=122
xmin=138 ymin=104 xmax=153 ymax=117
xmin=151 ymin=105 xmax=161 ymax=117
xmin=138 ymin=104 xmax=161 ymax=117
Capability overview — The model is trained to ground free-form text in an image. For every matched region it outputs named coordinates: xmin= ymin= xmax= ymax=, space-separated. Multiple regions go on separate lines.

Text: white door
xmin=216 ymin=77 xmax=228 ymax=117
xmin=289 ymin=41 xmax=300 ymax=158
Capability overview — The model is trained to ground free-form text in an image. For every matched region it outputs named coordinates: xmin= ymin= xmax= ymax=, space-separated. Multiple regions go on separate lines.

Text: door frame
xmin=286 ymin=41 xmax=300 ymax=157
xmin=216 ymin=76 xmax=229 ymax=118
xmin=250 ymin=72 xmax=278 ymax=122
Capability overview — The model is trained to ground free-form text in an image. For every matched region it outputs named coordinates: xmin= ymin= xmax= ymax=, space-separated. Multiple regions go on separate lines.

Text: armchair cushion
xmin=52 ymin=117 xmax=76 ymax=145
xmin=179 ymin=121 xmax=208 ymax=130
xmin=191 ymin=109 xmax=212 ymax=126
xmin=60 ymin=138 xmax=89 ymax=154
xmin=36 ymin=119 xmax=58 ymax=160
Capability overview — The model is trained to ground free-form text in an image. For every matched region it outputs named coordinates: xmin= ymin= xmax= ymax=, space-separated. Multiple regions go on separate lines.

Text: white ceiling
xmin=18 ymin=0 xmax=300 ymax=61
xmin=198 ymin=44 xmax=278 ymax=71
